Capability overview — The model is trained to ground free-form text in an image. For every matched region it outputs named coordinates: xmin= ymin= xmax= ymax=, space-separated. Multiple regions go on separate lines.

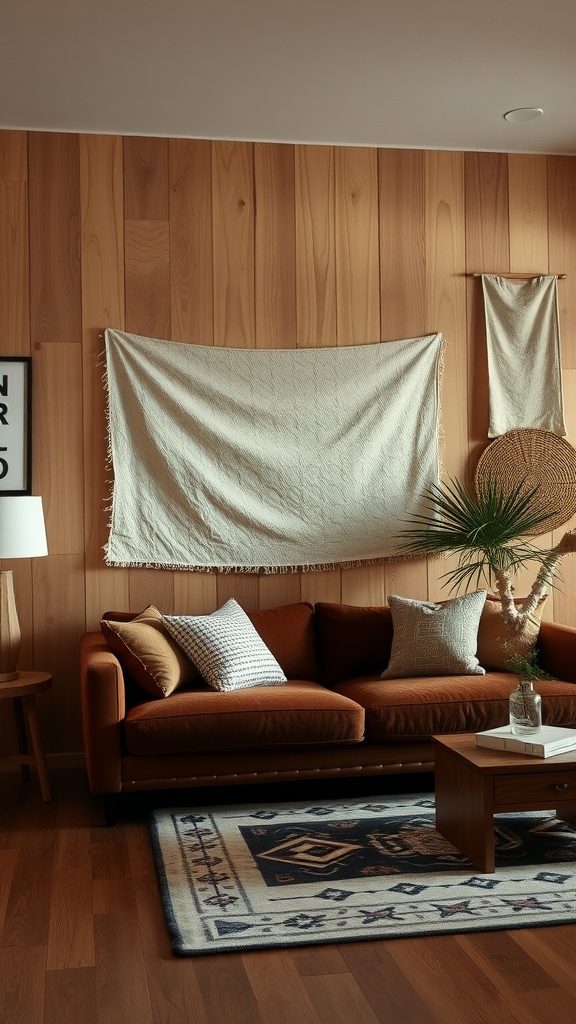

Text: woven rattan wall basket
xmin=474 ymin=429 xmax=576 ymax=535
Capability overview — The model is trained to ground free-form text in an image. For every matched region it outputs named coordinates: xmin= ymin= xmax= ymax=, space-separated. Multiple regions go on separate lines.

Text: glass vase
xmin=509 ymin=679 xmax=542 ymax=736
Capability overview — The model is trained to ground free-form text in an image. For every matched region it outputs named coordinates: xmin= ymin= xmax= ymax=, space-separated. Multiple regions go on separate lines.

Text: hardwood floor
xmin=2 ymin=769 xmax=576 ymax=1024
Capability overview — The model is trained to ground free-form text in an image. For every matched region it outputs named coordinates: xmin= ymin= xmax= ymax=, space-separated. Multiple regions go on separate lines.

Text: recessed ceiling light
xmin=503 ymin=107 xmax=543 ymax=122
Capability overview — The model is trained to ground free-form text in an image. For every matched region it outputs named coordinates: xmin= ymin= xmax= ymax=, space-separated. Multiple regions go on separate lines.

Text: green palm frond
xmin=399 ymin=477 xmax=557 ymax=593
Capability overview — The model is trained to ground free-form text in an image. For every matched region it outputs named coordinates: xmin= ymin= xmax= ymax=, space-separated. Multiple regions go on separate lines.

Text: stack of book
xmin=475 ymin=725 xmax=576 ymax=758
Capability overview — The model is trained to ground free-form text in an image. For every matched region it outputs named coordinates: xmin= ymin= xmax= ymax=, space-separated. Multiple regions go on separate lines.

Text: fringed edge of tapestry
xmin=103 ymin=552 xmax=426 ymax=574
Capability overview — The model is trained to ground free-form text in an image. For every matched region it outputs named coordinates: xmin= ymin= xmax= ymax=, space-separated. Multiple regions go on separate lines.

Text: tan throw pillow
xmin=163 ymin=598 xmax=287 ymax=692
xmin=101 ymin=605 xmax=198 ymax=699
xmin=477 ymin=595 xmax=547 ymax=671
xmin=381 ymin=591 xmax=487 ymax=679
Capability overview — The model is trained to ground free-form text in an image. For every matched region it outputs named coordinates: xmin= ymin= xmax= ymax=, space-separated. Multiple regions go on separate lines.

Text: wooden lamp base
xmin=0 ymin=570 xmax=21 ymax=682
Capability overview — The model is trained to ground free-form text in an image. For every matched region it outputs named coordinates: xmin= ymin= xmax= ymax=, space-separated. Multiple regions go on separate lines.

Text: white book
xmin=475 ymin=725 xmax=576 ymax=758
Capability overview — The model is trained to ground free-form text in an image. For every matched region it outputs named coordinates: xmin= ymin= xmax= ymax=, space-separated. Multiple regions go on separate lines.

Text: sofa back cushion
xmin=315 ymin=602 xmax=393 ymax=686
xmin=247 ymin=602 xmax=318 ymax=681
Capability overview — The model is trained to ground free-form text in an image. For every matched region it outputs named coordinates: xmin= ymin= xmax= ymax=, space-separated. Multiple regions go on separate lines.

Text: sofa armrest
xmin=80 ymin=631 xmax=126 ymax=794
xmin=538 ymin=620 xmax=576 ymax=684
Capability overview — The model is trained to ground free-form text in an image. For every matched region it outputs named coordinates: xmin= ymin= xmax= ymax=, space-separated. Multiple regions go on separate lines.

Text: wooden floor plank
xmin=387 ymin=933 xmax=541 ymax=1024
xmin=1 ymin=827 xmax=54 ymax=948
xmin=507 ymin=928 xmax=576 ymax=1000
xmin=192 ymin=954 xmax=264 ymax=1024
xmin=0 ymin=944 xmax=46 ymax=1024
xmin=134 ymin=873 xmax=211 ymax=1023
xmin=290 ymin=943 xmax=349 ymax=977
xmin=338 ymin=940 xmax=438 ymax=1024
xmin=301 ymin=971 xmax=382 ymax=1024
xmin=94 ymin=911 xmax=154 ymax=1024
xmin=46 ymin=864 xmax=94 ymax=969
xmin=44 ymin=966 xmax=99 ymax=1024
xmin=242 ymin=948 xmax=323 ymax=1023
xmin=0 ymin=849 xmax=18 ymax=933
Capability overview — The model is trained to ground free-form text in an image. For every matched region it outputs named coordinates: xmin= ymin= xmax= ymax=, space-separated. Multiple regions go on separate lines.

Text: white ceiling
xmin=2 ymin=0 xmax=576 ymax=154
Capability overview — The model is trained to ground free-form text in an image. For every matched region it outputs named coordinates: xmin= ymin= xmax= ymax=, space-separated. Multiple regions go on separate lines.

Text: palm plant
xmin=399 ymin=477 xmax=576 ymax=633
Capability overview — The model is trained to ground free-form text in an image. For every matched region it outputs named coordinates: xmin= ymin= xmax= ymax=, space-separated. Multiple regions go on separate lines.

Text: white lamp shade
xmin=0 ymin=496 xmax=48 ymax=558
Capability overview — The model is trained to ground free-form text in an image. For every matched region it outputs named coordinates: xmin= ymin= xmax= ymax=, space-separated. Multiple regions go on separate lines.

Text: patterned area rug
xmin=150 ymin=794 xmax=576 ymax=956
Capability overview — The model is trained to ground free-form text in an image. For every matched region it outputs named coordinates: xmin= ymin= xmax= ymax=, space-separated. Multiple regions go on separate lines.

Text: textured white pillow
xmin=162 ymin=598 xmax=287 ymax=692
xmin=381 ymin=591 xmax=487 ymax=679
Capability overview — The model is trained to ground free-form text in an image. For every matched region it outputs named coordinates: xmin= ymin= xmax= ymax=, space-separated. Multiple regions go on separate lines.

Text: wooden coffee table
xmin=433 ymin=732 xmax=576 ymax=873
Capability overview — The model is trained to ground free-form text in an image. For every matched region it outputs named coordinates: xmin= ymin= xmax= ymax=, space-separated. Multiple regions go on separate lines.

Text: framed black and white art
xmin=0 ymin=357 xmax=32 ymax=495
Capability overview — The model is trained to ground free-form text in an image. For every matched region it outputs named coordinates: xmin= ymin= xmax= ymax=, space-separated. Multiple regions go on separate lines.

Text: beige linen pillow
xmin=163 ymin=598 xmax=287 ymax=692
xmin=477 ymin=595 xmax=547 ymax=670
xmin=101 ymin=605 xmax=198 ymax=698
xmin=381 ymin=591 xmax=487 ymax=679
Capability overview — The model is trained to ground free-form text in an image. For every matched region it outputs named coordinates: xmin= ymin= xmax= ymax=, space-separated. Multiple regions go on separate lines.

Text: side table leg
xmin=21 ymin=694 xmax=51 ymax=801
xmin=13 ymin=696 xmax=31 ymax=782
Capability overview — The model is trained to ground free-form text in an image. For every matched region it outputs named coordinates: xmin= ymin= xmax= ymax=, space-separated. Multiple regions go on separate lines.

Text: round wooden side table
xmin=0 ymin=671 xmax=52 ymax=801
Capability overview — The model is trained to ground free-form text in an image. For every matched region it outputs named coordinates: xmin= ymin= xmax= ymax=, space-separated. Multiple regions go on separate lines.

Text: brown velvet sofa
xmin=80 ymin=601 xmax=576 ymax=799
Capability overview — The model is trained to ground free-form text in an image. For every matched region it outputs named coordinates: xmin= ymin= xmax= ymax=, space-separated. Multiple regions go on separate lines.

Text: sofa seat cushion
xmin=334 ymin=674 xmax=576 ymax=741
xmin=123 ymin=680 xmax=365 ymax=756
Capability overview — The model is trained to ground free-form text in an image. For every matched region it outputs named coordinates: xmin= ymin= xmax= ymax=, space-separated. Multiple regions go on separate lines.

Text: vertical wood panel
xmin=300 ymin=570 xmax=341 ymax=605
xmin=123 ymin=137 xmax=170 ymax=220
xmin=335 ymin=147 xmax=380 ymax=345
xmin=79 ymin=134 xmax=129 ymax=624
xmin=507 ymin=154 xmax=553 ymax=612
xmin=379 ymin=149 xmax=426 ymax=341
xmin=295 ymin=145 xmax=336 ymax=347
xmin=0 ymin=132 xmax=29 ymax=356
xmin=341 ymin=566 xmax=387 ymax=607
xmin=168 ymin=139 xmax=217 ymax=614
xmin=258 ymin=574 xmax=301 ymax=610
xmin=212 ymin=140 xmax=257 ymax=608
xmin=548 ymin=155 xmax=576 ymax=369
xmin=508 ymin=155 xmax=548 ymax=273
xmin=173 ymin=573 xmax=217 ymax=615
xmin=465 ymin=152 xmax=509 ymax=452
xmin=34 ymin=343 xmax=85 ymax=555
xmin=216 ymin=573 xmax=259 ymax=611
xmin=426 ymin=151 xmax=467 ymax=479
xmin=212 ymin=141 xmax=255 ymax=346
xmin=549 ymin=156 xmax=576 ymax=625
xmin=378 ymin=149 xmax=429 ymax=604
xmin=335 ymin=147 xmax=382 ymax=603
xmin=128 ymin=570 xmax=175 ymax=614
xmin=0 ymin=130 xmax=27 ymax=182
xmin=425 ymin=151 xmax=467 ymax=601
xmin=32 ymin=554 xmax=86 ymax=754
xmin=254 ymin=143 xmax=296 ymax=347
xmin=169 ymin=138 xmax=213 ymax=344
xmin=294 ymin=144 xmax=338 ymax=600
xmin=125 ymin=220 xmax=171 ymax=338
xmin=28 ymin=133 xmax=82 ymax=344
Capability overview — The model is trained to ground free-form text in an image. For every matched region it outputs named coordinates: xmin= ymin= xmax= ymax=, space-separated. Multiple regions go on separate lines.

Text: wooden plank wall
xmin=1 ymin=129 xmax=576 ymax=758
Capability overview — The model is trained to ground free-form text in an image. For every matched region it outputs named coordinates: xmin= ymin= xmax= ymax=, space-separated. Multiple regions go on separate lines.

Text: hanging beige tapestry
xmin=103 ymin=330 xmax=443 ymax=572
xmin=481 ymin=274 xmax=566 ymax=438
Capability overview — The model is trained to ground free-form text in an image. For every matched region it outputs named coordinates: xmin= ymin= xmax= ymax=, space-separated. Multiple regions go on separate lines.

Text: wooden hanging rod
xmin=471 ymin=272 xmax=566 ymax=279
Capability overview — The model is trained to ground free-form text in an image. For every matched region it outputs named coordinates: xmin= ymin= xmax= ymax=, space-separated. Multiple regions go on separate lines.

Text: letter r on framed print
xmin=0 ymin=357 xmax=32 ymax=495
